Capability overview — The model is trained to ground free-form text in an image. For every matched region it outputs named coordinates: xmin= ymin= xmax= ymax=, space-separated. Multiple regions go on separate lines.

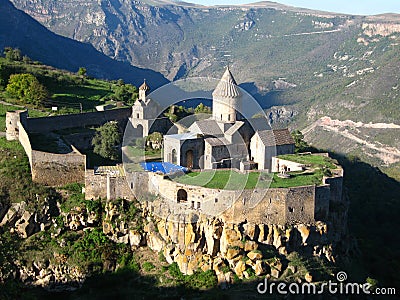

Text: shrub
xmin=142 ymin=262 xmax=155 ymax=272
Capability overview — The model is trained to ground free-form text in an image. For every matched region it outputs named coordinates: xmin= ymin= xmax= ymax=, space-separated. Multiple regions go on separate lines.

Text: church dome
xmin=212 ymin=67 xmax=241 ymax=98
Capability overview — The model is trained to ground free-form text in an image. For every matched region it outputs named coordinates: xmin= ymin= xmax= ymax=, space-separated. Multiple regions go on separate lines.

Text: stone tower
xmin=138 ymin=80 xmax=150 ymax=101
xmin=5 ymin=110 xmax=28 ymax=141
xmin=212 ymin=67 xmax=242 ymax=123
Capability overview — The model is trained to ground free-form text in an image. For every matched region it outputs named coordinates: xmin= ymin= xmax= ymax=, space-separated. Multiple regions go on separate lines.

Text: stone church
xmin=162 ymin=67 xmax=295 ymax=171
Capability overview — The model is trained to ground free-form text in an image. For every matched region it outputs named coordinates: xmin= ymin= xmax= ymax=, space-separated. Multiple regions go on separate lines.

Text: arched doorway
xmin=186 ymin=150 xmax=193 ymax=169
xmin=135 ymin=124 xmax=143 ymax=138
xmin=171 ymin=149 xmax=177 ymax=164
xmin=177 ymin=189 xmax=187 ymax=203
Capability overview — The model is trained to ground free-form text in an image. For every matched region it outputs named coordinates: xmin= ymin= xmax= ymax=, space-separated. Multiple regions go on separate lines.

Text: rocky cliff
xmin=0 ymin=188 xmax=349 ymax=290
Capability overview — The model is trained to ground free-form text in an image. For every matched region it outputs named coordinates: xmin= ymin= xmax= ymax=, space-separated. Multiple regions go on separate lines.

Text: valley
xmin=7 ymin=0 xmax=400 ymax=180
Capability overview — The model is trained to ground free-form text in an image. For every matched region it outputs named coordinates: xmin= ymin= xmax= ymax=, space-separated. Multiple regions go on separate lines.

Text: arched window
xmin=171 ymin=149 xmax=177 ymax=164
xmin=177 ymin=189 xmax=187 ymax=203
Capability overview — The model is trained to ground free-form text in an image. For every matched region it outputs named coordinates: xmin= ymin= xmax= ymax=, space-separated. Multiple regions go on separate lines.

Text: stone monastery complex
xmin=5 ymin=68 xmax=344 ymax=225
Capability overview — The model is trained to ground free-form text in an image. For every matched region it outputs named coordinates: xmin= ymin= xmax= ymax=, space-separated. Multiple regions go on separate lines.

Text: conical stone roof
xmin=212 ymin=67 xmax=241 ymax=98
xmin=139 ymin=80 xmax=150 ymax=91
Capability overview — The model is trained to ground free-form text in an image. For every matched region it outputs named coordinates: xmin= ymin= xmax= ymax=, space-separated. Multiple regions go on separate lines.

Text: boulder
xmin=15 ymin=211 xmax=38 ymax=238
xmin=244 ymin=240 xmax=258 ymax=252
xmin=233 ymin=260 xmax=246 ymax=278
xmin=247 ymin=250 xmax=262 ymax=261
xmin=270 ymin=267 xmax=280 ymax=278
xmin=226 ymin=247 xmax=240 ymax=260
xmin=253 ymin=260 xmax=267 ymax=276
xmin=129 ymin=230 xmax=142 ymax=247
xmin=1 ymin=202 xmax=24 ymax=227
xmin=147 ymin=232 xmax=165 ymax=252
xmin=212 ymin=257 xmax=226 ymax=275
xmin=163 ymin=244 xmax=176 ymax=264
xmin=296 ymin=224 xmax=310 ymax=245
xmin=305 ymin=272 xmax=313 ymax=283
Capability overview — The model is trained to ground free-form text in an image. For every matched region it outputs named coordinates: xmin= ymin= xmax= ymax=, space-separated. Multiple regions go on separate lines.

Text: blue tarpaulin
xmin=140 ymin=162 xmax=188 ymax=174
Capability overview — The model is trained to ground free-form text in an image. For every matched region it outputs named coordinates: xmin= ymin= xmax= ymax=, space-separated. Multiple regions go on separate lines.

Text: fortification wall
xmin=17 ymin=121 xmax=33 ymax=166
xmin=86 ymin=171 xmax=137 ymax=200
xmin=107 ymin=176 xmax=133 ymax=200
xmin=323 ymin=170 xmax=344 ymax=204
xmin=31 ymin=149 xmax=86 ymax=186
xmin=6 ymin=110 xmax=28 ymax=141
xmin=26 ymin=108 xmax=131 ymax=133
xmin=85 ymin=170 xmax=108 ymax=200
xmin=284 ymin=186 xmax=315 ymax=225
xmin=63 ymin=131 xmax=96 ymax=151
xmin=126 ymin=171 xmax=331 ymax=225
xmin=315 ymin=185 xmax=330 ymax=220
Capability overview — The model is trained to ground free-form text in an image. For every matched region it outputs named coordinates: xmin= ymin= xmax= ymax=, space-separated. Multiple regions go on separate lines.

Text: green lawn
xmin=174 ymin=169 xmax=324 ymax=189
xmin=270 ymin=170 xmax=323 ymax=188
xmin=277 ymin=154 xmax=338 ymax=169
xmin=51 ymin=79 xmax=114 ymax=112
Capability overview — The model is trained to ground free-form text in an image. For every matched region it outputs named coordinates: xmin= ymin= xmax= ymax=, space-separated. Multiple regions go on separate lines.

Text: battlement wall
xmin=26 ymin=108 xmax=132 ymax=133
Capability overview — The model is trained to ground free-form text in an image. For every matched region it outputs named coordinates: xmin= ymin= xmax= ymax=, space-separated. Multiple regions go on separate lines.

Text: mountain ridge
xmin=0 ymin=0 xmax=169 ymax=88
xmin=5 ymin=0 xmax=400 ymax=176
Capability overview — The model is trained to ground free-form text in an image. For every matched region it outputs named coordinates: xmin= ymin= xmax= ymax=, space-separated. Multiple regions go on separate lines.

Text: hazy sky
xmin=189 ymin=0 xmax=400 ymax=15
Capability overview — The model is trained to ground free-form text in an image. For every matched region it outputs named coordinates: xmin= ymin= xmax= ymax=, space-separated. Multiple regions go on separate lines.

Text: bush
xmin=142 ymin=261 xmax=155 ymax=272
xmin=6 ymin=73 xmax=48 ymax=106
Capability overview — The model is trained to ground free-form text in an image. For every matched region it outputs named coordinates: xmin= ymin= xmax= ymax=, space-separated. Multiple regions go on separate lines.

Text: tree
xmin=146 ymin=132 xmax=163 ymax=150
xmin=113 ymin=83 xmax=137 ymax=104
xmin=3 ymin=47 xmax=22 ymax=61
xmin=77 ymin=67 xmax=87 ymax=77
xmin=92 ymin=121 xmax=122 ymax=161
xmin=5 ymin=73 xmax=48 ymax=106
xmin=291 ymin=130 xmax=309 ymax=153
xmin=194 ymin=103 xmax=211 ymax=114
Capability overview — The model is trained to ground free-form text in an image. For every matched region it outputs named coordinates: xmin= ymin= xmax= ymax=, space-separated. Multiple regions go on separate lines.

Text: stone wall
xmin=315 ymin=185 xmax=330 ymax=220
xmin=17 ymin=121 xmax=33 ymax=165
xmin=30 ymin=146 xmax=86 ymax=186
xmin=85 ymin=170 xmax=108 ymax=199
xmin=323 ymin=170 xmax=344 ymax=204
xmin=125 ymin=171 xmax=342 ymax=225
xmin=271 ymin=157 xmax=304 ymax=173
xmin=6 ymin=110 xmax=28 ymax=141
xmin=63 ymin=131 xmax=96 ymax=151
xmin=26 ymin=108 xmax=132 ymax=133
xmin=86 ymin=171 xmax=135 ymax=200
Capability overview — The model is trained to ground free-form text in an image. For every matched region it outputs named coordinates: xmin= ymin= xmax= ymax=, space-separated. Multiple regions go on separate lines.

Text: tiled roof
xmin=189 ymin=119 xmax=224 ymax=136
xmin=257 ymin=128 xmax=294 ymax=146
xmin=205 ymin=137 xmax=230 ymax=146
xmin=212 ymin=67 xmax=241 ymax=98
xmin=225 ymin=121 xmax=244 ymax=136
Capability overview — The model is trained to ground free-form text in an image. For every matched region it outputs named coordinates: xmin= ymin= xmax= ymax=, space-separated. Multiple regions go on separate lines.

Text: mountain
xmin=0 ymin=0 xmax=168 ymax=88
xmin=6 ymin=0 xmax=400 ymax=178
